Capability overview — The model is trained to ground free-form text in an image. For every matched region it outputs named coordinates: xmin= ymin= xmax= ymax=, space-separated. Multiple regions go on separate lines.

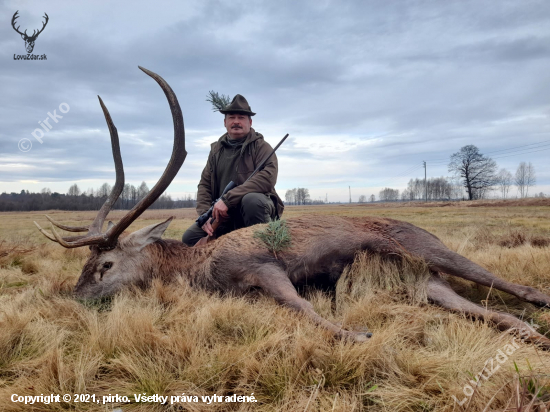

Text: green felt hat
xmin=220 ymin=94 xmax=256 ymax=116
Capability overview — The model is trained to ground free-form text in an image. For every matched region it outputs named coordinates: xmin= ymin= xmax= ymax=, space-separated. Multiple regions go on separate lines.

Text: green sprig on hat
xmin=206 ymin=90 xmax=231 ymax=113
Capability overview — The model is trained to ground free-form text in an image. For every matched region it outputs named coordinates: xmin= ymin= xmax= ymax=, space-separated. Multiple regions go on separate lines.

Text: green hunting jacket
xmin=196 ymin=128 xmax=284 ymax=218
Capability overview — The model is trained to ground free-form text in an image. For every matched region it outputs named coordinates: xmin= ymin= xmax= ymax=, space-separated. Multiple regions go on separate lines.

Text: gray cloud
xmin=1 ymin=0 xmax=549 ymax=200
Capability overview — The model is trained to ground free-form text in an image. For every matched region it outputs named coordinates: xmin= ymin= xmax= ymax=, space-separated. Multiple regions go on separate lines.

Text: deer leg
xmin=389 ymin=224 xmax=550 ymax=307
xmin=253 ymin=264 xmax=372 ymax=342
xmin=423 ymin=249 xmax=550 ymax=308
xmin=427 ymin=273 xmax=550 ymax=349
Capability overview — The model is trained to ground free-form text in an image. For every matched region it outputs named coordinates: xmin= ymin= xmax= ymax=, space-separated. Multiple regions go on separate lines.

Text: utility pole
xmin=423 ymin=161 xmax=427 ymax=202
xmin=349 ymin=186 xmax=352 ymax=204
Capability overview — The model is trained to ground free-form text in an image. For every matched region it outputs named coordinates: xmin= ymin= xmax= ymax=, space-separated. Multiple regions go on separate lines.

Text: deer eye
xmin=103 ymin=262 xmax=113 ymax=270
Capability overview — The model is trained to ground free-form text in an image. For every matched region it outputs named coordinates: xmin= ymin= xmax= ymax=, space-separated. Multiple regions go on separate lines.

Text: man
xmin=182 ymin=94 xmax=284 ymax=246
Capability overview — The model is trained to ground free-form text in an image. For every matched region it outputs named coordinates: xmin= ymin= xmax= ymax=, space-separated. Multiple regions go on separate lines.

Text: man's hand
xmin=201 ymin=200 xmax=229 ymax=236
xmin=201 ymin=218 xmax=214 ymax=237
xmin=212 ymin=199 xmax=229 ymax=221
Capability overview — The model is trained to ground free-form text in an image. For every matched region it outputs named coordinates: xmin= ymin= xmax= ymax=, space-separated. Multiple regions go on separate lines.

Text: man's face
xmin=224 ymin=113 xmax=252 ymax=140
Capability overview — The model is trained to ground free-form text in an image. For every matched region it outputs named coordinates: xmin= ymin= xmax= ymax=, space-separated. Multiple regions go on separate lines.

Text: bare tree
xmin=67 ymin=184 xmax=81 ymax=197
xmin=137 ymin=181 xmax=150 ymax=200
xmin=285 ymin=189 xmax=297 ymax=205
xmin=358 ymin=195 xmax=367 ymax=203
xmin=515 ymin=162 xmax=536 ymax=198
xmin=369 ymin=194 xmax=375 ymax=202
xmin=448 ymin=145 xmax=497 ymax=200
xmin=379 ymin=188 xmax=399 ymax=201
xmin=296 ymin=188 xmax=310 ymax=205
xmin=122 ymin=183 xmax=132 ymax=208
xmin=496 ymin=169 xmax=513 ymax=199
xmin=97 ymin=183 xmax=112 ymax=198
xmin=285 ymin=188 xmax=310 ymax=205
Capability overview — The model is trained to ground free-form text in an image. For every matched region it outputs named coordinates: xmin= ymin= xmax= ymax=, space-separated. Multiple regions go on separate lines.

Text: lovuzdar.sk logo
xmin=12 ymin=10 xmax=49 ymax=60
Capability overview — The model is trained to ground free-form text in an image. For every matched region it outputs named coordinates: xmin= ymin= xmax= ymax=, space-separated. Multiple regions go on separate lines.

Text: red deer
xmin=35 ymin=67 xmax=550 ymax=348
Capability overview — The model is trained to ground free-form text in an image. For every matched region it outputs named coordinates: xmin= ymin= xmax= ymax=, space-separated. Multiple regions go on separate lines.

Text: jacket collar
xmin=213 ymin=127 xmax=262 ymax=154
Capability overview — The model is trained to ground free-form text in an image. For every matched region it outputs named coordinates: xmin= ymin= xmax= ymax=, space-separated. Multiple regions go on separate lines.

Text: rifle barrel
xmin=244 ymin=133 xmax=289 ymax=183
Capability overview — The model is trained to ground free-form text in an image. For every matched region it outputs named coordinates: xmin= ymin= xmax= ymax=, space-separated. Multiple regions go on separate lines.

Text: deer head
xmin=72 ymin=218 xmax=173 ymax=298
xmin=12 ymin=11 xmax=49 ymax=53
xmin=35 ymin=66 xmax=186 ymax=298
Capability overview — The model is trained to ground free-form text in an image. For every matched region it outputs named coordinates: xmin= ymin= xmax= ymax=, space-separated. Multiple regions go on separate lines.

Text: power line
xmin=490 ymin=145 xmax=550 ymax=160
xmin=428 ymin=140 xmax=550 ymax=165
xmin=429 ymin=144 xmax=550 ymax=166
xmin=375 ymin=164 xmax=422 ymax=184
xmin=376 ymin=163 xmax=425 ymax=187
xmin=483 ymin=139 xmax=550 ymax=156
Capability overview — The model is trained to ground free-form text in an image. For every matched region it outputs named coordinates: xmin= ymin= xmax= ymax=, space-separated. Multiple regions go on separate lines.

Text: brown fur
xmin=72 ymin=214 xmax=550 ymax=348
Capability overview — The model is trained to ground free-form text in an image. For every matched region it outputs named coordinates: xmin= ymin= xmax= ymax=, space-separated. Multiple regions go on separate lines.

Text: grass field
xmin=1 ymin=200 xmax=550 ymax=411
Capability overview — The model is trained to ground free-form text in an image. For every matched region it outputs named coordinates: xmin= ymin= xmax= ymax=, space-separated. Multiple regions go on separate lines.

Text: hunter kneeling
xmin=182 ymin=94 xmax=285 ymax=246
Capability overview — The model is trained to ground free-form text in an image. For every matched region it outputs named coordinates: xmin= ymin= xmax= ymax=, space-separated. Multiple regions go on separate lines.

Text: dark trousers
xmin=182 ymin=192 xmax=276 ymax=246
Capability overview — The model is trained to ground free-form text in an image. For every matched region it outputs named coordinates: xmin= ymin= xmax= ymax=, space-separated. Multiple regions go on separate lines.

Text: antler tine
xmin=49 ymin=224 xmax=81 ymax=248
xmin=34 ymin=221 xmax=91 ymax=243
xmin=48 ymin=223 xmax=108 ymax=249
xmin=34 ymin=221 xmax=58 ymax=242
xmin=45 ymin=215 xmax=89 ymax=232
xmin=86 ymin=96 xmax=125 ymax=235
xmin=105 ymin=66 xmax=186 ymax=241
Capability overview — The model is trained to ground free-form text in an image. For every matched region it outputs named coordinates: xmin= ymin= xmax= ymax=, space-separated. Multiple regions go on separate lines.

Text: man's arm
xmin=222 ymin=141 xmax=277 ymax=208
xmin=196 ymin=154 xmax=214 ymax=216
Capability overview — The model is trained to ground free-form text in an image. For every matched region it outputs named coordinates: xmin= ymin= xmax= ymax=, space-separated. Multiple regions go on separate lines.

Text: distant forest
xmin=0 ymin=182 xmax=196 ymax=212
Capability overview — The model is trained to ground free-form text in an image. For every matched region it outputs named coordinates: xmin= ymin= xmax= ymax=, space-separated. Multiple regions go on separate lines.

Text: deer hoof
xmin=353 ymin=332 xmax=373 ymax=343
xmin=523 ymin=288 xmax=550 ymax=308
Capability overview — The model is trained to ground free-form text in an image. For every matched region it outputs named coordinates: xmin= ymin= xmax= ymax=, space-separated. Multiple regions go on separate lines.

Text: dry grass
xmin=1 ymin=200 xmax=550 ymax=411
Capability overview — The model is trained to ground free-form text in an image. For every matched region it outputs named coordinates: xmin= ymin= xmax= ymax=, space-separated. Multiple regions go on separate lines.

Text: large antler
xmin=35 ymin=66 xmax=186 ymax=249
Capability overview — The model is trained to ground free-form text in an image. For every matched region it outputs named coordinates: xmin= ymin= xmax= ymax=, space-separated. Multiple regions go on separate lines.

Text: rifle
xmin=195 ymin=133 xmax=289 ymax=246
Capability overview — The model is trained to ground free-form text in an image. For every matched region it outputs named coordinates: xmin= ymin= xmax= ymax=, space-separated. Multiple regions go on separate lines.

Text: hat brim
xmin=220 ymin=109 xmax=256 ymax=116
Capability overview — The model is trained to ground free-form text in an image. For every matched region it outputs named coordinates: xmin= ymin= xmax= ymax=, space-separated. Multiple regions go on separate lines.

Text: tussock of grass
xmin=336 ymin=252 xmax=431 ymax=306
xmin=1 ymin=205 xmax=550 ymax=410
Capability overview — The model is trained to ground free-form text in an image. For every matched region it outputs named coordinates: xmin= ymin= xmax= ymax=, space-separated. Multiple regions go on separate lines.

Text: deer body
xmin=36 ymin=67 xmax=550 ymax=349
xmin=72 ymin=214 xmax=550 ymax=348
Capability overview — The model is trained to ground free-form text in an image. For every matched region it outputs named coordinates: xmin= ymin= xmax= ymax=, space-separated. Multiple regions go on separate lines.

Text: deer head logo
xmin=12 ymin=11 xmax=49 ymax=53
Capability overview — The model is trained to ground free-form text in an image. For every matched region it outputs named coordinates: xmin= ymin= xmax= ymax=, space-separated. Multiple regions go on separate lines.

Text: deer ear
xmin=123 ymin=217 xmax=173 ymax=251
xmin=107 ymin=221 xmax=115 ymax=231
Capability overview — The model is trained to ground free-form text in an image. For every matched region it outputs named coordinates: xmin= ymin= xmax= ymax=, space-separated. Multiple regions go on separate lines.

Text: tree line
xmin=284 ymin=188 xmax=326 ymax=205
xmin=0 ymin=182 xmax=196 ymax=212
xmin=358 ymin=145 xmax=544 ymax=202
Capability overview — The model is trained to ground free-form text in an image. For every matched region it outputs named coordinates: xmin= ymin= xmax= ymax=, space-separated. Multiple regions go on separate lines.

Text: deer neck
xmin=142 ymin=239 xmax=216 ymax=288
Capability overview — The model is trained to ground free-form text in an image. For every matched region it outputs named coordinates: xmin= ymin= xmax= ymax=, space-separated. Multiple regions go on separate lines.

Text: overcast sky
xmin=1 ymin=0 xmax=549 ymax=202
